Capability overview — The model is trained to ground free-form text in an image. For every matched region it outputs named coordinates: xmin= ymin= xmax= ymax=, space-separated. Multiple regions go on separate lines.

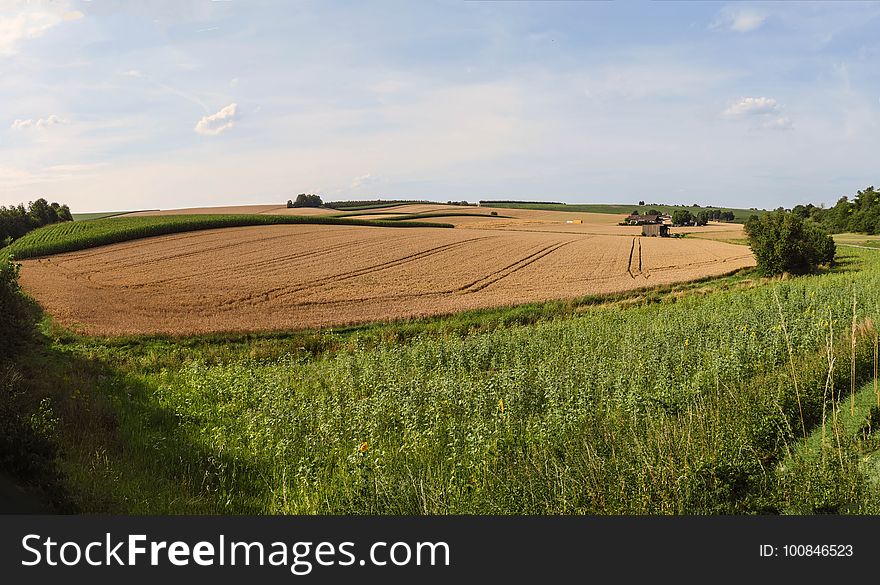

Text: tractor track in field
xmin=215 ymin=235 xmax=499 ymax=310
xmin=456 ymin=240 xmax=574 ymax=293
xmin=65 ymin=227 xmax=353 ymax=277
xmin=627 ymin=238 xmax=643 ymax=278
xmin=91 ymin=238 xmax=369 ymax=289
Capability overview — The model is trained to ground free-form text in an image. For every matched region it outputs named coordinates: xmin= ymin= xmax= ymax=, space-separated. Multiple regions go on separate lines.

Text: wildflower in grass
xmin=499 ymin=398 xmax=505 ymax=413
xmin=359 ymin=441 xmax=369 ymax=453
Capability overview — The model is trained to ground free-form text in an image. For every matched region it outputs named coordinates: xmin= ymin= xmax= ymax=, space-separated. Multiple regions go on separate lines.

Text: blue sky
xmin=1 ymin=1 xmax=879 ymax=212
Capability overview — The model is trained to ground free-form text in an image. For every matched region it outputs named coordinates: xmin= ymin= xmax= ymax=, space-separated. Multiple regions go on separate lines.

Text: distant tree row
xmin=479 ymin=200 xmax=565 ymax=205
xmin=791 ymin=186 xmax=880 ymax=234
xmin=1 ymin=198 xmax=73 ymax=246
xmin=323 ymin=199 xmax=430 ymax=210
xmin=287 ymin=194 xmax=324 ymax=208
xmin=667 ymin=209 xmax=735 ymax=226
xmin=446 ymin=201 xmax=477 ymax=206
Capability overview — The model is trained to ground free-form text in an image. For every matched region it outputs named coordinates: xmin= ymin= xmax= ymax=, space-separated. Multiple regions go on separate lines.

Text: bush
xmin=745 ymin=210 xmax=836 ymax=275
xmin=0 ymin=258 xmax=37 ymax=356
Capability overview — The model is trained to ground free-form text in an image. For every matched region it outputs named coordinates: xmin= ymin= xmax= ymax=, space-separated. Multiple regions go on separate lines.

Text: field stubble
xmin=19 ymin=223 xmax=754 ymax=335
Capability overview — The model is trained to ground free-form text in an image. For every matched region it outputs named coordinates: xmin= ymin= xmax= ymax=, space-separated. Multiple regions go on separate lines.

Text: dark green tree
xmin=292 ymin=193 xmax=323 ymax=208
xmin=745 ymin=210 xmax=835 ymax=275
xmin=672 ymin=210 xmax=693 ymax=226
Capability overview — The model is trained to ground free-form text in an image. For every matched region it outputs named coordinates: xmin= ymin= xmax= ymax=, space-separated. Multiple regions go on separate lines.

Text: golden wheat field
xmin=19 ymin=207 xmax=755 ymax=335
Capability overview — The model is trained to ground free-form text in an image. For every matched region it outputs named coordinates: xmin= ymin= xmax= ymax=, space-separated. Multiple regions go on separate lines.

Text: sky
xmin=1 ymin=1 xmax=879 ymax=212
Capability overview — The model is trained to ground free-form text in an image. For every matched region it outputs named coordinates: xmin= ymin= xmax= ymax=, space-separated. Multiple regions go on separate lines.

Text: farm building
xmin=625 ymin=213 xmax=661 ymax=226
xmin=642 ymin=224 xmax=670 ymax=237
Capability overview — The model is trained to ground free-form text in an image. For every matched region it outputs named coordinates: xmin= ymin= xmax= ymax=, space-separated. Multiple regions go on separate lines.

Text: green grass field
xmin=1 ymin=213 xmax=453 ymax=261
xmin=479 ymin=202 xmax=764 ymax=223
xmin=11 ymin=239 xmax=879 ymax=514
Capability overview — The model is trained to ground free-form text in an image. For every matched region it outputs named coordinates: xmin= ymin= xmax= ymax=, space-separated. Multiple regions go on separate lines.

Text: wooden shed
xmin=642 ymin=224 xmax=670 ymax=237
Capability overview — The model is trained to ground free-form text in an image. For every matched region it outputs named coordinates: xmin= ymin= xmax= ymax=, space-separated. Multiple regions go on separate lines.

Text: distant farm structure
xmin=624 ymin=211 xmax=672 ymax=238
xmin=642 ymin=224 xmax=670 ymax=237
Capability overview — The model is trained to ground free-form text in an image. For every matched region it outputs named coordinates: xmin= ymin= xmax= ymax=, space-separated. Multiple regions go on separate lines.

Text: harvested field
xmin=122 ymin=205 xmax=338 ymax=217
xmin=20 ymin=223 xmax=755 ymax=336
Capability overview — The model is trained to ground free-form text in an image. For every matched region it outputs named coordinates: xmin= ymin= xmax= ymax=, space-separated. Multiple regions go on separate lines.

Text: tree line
xmin=323 ymin=199 xmax=430 ymax=210
xmin=792 ymin=186 xmax=880 ymax=234
xmin=1 ymin=198 xmax=73 ymax=246
xmin=287 ymin=194 xmax=324 ymax=208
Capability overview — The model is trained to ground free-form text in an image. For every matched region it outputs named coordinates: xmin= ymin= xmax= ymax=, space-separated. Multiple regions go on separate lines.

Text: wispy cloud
xmin=723 ymin=96 xmax=779 ymax=116
xmin=723 ymin=97 xmax=792 ymax=129
xmin=0 ymin=2 xmax=83 ymax=56
xmin=10 ymin=114 xmax=69 ymax=130
xmin=350 ymin=173 xmax=377 ymax=189
xmin=713 ymin=7 xmax=767 ymax=33
xmin=195 ymin=103 xmax=238 ymax=136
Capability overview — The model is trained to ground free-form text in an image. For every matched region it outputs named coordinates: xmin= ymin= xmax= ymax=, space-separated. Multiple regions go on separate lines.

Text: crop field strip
xmin=19 ymin=220 xmax=756 ymax=335
xmin=0 ymin=213 xmax=452 ymax=262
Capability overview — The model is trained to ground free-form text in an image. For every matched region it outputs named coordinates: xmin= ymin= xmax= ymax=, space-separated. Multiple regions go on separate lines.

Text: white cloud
xmin=578 ymin=62 xmax=737 ymax=101
xmin=0 ymin=1 xmax=83 ymax=56
xmin=194 ymin=103 xmax=238 ymax=136
xmin=722 ymin=96 xmax=779 ymax=117
xmin=713 ymin=7 xmax=767 ymax=33
xmin=763 ymin=116 xmax=793 ymax=130
xmin=350 ymin=173 xmax=376 ymax=189
xmin=723 ymin=97 xmax=792 ymax=130
xmin=11 ymin=114 xmax=69 ymax=130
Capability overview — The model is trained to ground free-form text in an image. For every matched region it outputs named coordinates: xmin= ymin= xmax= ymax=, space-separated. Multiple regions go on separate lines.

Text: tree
xmin=672 ymin=210 xmax=693 ymax=226
xmin=638 ymin=200 xmax=645 ymax=206
xmin=745 ymin=210 xmax=835 ymax=275
xmin=1 ymin=199 xmax=72 ymax=246
xmin=28 ymin=198 xmax=58 ymax=226
xmin=291 ymin=193 xmax=323 ymax=208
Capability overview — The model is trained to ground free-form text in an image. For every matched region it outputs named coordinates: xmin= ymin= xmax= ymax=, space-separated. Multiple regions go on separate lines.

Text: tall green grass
xmin=43 ymin=247 xmax=880 ymax=514
xmin=1 ymin=213 xmax=452 ymax=260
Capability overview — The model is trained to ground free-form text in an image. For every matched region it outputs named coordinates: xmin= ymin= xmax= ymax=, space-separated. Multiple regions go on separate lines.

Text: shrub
xmin=0 ymin=258 xmax=36 ymax=356
xmin=745 ymin=210 xmax=836 ymax=275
